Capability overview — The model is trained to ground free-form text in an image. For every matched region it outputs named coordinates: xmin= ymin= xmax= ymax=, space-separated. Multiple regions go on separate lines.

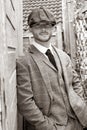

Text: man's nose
xmin=41 ymin=26 xmax=46 ymax=31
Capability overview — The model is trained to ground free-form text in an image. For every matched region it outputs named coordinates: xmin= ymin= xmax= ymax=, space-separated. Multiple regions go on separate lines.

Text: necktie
xmin=45 ymin=49 xmax=58 ymax=70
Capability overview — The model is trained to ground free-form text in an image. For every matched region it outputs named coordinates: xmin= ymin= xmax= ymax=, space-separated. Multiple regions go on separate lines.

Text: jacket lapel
xmin=29 ymin=45 xmax=57 ymax=71
xmin=28 ymin=45 xmax=54 ymax=101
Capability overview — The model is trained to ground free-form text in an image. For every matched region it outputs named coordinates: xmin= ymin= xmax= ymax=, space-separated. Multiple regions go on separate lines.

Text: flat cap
xmin=28 ymin=6 xmax=56 ymax=27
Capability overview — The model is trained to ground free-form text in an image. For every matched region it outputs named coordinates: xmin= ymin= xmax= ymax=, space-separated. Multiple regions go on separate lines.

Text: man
xmin=16 ymin=7 xmax=87 ymax=130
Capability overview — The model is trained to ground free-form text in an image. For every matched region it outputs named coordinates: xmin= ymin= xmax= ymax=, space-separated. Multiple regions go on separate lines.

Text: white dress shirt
xmin=32 ymin=41 xmax=53 ymax=58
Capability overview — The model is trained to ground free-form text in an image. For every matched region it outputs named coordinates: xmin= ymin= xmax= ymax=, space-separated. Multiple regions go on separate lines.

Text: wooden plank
xmin=6 ymin=86 xmax=17 ymax=130
xmin=9 ymin=0 xmax=15 ymax=11
xmin=13 ymin=113 xmax=17 ymax=130
xmin=0 ymin=0 xmax=22 ymax=130
xmin=62 ymin=0 xmax=70 ymax=54
xmin=0 ymin=0 xmax=8 ymax=130
xmin=6 ymin=17 xmax=17 ymax=48
xmin=8 ymin=49 xmax=16 ymax=78
xmin=56 ymin=23 xmax=63 ymax=49
xmin=67 ymin=1 xmax=76 ymax=66
xmin=10 ymin=0 xmax=17 ymax=12
xmin=5 ymin=0 xmax=16 ymax=29
xmin=7 ymin=99 xmax=17 ymax=130
xmin=6 ymin=70 xmax=16 ymax=107
xmin=16 ymin=0 xmax=23 ymax=57
xmin=12 ymin=0 xmax=18 ymax=13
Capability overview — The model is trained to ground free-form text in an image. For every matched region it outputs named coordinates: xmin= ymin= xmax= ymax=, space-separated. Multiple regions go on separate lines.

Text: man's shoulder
xmin=53 ymin=46 xmax=69 ymax=57
xmin=16 ymin=52 xmax=31 ymax=66
xmin=53 ymin=46 xmax=71 ymax=65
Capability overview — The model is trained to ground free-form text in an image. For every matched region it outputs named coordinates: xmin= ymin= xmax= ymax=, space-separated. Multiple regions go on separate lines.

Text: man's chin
xmin=35 ymin=36 xmax=51 ymax=43
xmin=40 ymin=39 xmax=50 ymax=42
xmin=40 ymin=37 xmax=50 ymax=42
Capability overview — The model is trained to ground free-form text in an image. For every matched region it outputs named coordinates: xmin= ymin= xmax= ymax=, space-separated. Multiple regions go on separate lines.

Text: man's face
xmin=30 ymin=22 xmax=53 ymax=44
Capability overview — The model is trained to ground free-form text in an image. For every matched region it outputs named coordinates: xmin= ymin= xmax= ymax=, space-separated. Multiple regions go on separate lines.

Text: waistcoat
xmin=45 ymin=50 xmax=76 ymax=125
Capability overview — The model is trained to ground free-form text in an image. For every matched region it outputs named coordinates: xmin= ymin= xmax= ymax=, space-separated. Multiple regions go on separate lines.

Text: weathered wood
xmin=8 ymin=49 xmax=16 ymax=77
xmin=7 ymin=97 xmax=17 ymax=130
xmin=62 ymin=0 xmax=76 ymax=67
xmin=0 ymin=0 xmax=7 ymax=129
xmin=56 ymin=23 xmax=63 ymax=50
xmin=62 ymin=0 xmax=70 ymax=54
xmin=6 ymin=17 xmax=16 ymax=48
xmin=0 ymin=0 xmax=23 ymax=130
xmin=5 ymin=71 xmax=16 ymax=107
xmin=16 ymin=0 xmax=23 ymax=57
xmin=67 ymin=0 xmax=76 ymax=66
xmin=6 ymin=0 xmax=16 ymax=29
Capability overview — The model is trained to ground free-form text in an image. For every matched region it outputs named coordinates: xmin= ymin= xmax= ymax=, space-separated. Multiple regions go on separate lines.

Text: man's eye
xmin=36 ymin=24 xmax=40 ymax=26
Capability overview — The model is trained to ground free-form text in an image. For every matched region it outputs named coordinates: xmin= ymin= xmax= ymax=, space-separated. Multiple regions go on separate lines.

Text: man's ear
xmin=52 ymin=25 xmax=57 ymax=34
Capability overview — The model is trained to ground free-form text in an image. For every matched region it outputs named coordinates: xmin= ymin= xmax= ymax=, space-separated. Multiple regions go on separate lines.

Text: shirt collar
xmin=32 ymin=41 xmax=53 ymax=54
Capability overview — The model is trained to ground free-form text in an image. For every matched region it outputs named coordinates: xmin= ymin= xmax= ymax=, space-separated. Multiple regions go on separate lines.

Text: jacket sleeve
xmin=16 ymin=56 xmax=56 ymax=130
xmin=66 ymin=54 xmax=84 ymax=99
xmin=55 ymin=48 xmax=87 ymax=127
xmin=65 ymin=55 xmax=87 ymax=127
xmin=54 ymin=47 xmax=84 ymax=99
xmin=72 ymin=68 xmax=84 ymax=99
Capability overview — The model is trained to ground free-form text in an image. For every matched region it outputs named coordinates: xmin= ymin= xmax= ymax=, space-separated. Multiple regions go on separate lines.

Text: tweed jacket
xmin=16 ymin=45 xmax=87 ymax=130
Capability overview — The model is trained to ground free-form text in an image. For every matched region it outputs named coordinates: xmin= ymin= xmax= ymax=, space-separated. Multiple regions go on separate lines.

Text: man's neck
xmin=32 ymin=40 xmax=53 ymax=54
xmin=35 ymin=39 xmax=51 ymax=48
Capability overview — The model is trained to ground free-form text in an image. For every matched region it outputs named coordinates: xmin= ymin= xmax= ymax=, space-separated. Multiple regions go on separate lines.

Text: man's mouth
xmin=40 ymin=32 xmax=48 ymax=35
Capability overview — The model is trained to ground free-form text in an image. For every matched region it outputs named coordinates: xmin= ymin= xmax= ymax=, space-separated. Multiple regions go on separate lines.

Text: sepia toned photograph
xmin=0 ymin=0 xmax=87 ymax=130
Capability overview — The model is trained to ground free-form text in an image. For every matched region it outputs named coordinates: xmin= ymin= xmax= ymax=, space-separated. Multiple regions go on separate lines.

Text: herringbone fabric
xmin=16 ymin=45 xmax=85 ymax=130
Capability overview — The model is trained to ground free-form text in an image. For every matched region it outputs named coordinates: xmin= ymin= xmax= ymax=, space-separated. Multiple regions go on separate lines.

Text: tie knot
xmin=45 ymin=49 xmax=52 ymax=56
